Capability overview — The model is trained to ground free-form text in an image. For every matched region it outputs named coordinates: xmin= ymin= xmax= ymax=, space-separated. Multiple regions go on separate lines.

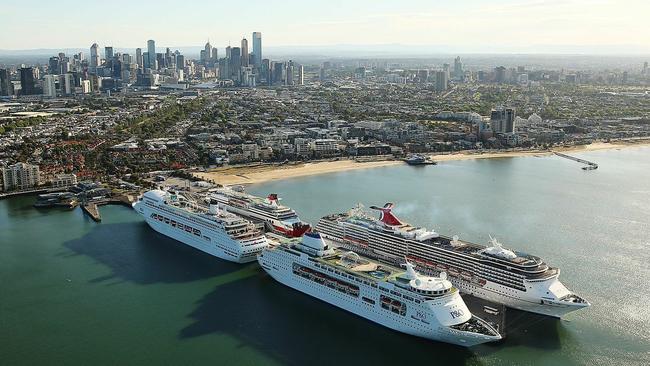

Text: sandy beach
xmin=194 ymin=140 xmax=650 ymax=186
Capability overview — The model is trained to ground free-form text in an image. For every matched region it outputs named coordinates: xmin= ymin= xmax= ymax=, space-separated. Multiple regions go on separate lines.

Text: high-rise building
xmin=0 ymin=69 xmax=11 ymax=96
xmin=147 ymin=40 xmax=156 ymax=69
xmin=0 ymin=163 xmax=40 ymax=192
xmin=453 ymin=56 xmax=463 ymax=79
xmin=643 ymin=62 xmax=649 ymax=75
xmin=286 ymin=61 xmax=294 ymax=85
xmin=435 ymin=70 xmax=448 ymax=92
xmin=230 ymin=47 xmax=241 ymax=81
xmin=298 ymin=65 xmax=304 ymax=85
xmin=61 ymin=73 xmax=74 ymax=95
xmin=176 ymin=55 xmax=185 ymax=70
xmin=19 ymin=67 xmax=35 ymax=95
xmin=81 ymin=80 xmax=91 ymax=94
xmin=90 ymin=43 xmax=100 ymax=70
xmin=105 ymin=46 xmax=114 ymax=60
xmin=495 ymin=66 xmax=507 ymax=83
xmin=43 ymin=75 xmax=56 ymax=97
xmin=252 ymin=32 xmax=262 ymax=67
xmin=204 ymin=41 xmax=212 ymax=63
xmin=135 ymin=48 xmax=143 ymax=67
xmin=48 ymin=57 xmax=60 ymax=75
xmin=241 ymin=38 xmax=249 ymax=67
xmin=490 ymin=107 xmax=516 ymax=133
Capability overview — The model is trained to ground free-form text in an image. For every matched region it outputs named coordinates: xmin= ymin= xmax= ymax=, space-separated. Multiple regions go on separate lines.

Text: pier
xmin=80 ymin=195 xmax=136 ymax=222
xmin=553 ymin=152 xmax=598 ymax=170
xmin=81 ymin=202 xmax=102 ymax=222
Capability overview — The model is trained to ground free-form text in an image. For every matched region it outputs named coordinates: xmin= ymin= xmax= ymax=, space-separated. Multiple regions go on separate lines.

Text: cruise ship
xmin=258 ymin=232 xmax=501 ymax=347
xmin=315 ymin=203 xmax=590 ymax=318
xmin=133 ymin=190 xmax=268 ymax=263
xmin=207 ymin=188 xmax=311 ymax=237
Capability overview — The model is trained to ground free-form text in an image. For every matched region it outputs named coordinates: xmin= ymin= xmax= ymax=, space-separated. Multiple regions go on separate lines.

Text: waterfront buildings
xmin=0 ymin=163 xmax=41 ymax=191
xmin=490 ymin=107 xmax=516 ymax=133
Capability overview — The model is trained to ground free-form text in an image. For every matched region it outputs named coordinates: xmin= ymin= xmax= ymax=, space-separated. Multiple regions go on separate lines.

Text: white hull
xmin=258 ymin=249 xmax=501 ymax=347
xmin=134 ymin=201 xmax=267 ymax=263
xmin=450 ymin=276 xmax=589 ymax=318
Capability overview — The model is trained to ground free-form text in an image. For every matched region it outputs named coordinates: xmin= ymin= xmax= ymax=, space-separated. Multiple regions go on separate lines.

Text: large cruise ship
xmin=133 ymin=190 xmax=268 ymax=263
xmin=315 ymin=203 xmax=590 ymax=318
xmin=258 ymin=232 xmax=501 ymax=347
xmin=207 ymin=188 xmax=311 ymax=237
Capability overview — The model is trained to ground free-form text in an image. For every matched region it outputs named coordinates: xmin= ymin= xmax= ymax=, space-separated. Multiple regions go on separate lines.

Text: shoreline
xmin=193 ymin=140 xmax=650 ymax=186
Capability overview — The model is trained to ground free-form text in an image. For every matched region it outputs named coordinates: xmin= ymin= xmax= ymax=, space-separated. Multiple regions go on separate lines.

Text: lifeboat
xmin=381 ymin=297 xmax=391 ymax=304
xmin=461 ymin=272 xmax=472 ymax=281
xmin=448 ymin=268 xmax=460 ymax=277
xmin=437 ymin=264 xmax=448 ymax=271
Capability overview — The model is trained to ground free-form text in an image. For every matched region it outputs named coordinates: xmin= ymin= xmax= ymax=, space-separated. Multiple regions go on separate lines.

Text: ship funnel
xmin=369 ymin=203 xmax=403 ymax=226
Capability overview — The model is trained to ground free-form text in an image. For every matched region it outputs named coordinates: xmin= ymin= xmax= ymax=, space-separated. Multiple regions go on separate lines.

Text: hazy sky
xmin=2 ymin=0 xmax=649 ymax=53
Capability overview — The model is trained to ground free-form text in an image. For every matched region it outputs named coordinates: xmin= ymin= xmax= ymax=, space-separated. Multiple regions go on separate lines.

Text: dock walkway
xmin=553 ymin=152 xmax=598 ymax=170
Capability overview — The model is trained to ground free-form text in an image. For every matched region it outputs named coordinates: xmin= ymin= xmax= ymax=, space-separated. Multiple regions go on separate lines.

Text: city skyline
xmin=1 ymin=0 xmax=649 ymax=54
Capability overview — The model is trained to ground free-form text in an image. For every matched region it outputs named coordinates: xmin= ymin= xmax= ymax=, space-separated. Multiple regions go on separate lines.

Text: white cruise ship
xmin=315 ymin=203 xmax=590 ymax=318
xmin=258 ymin=232 xmax=502 ymax=347
xmin=133 ymin=190 xmax=268 ymax=263
xmin=207 ymin=188 xmax=311 ymax=237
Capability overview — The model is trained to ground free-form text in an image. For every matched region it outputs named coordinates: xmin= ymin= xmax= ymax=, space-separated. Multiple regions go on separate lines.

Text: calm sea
xmin=2 ymin=147 xmax=649 ymax=365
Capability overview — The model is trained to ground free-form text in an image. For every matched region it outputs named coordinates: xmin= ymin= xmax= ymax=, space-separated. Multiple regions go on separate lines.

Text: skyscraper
xmin=241 ymin=38 xmax=249 ymax=67
xmin=176 ymin=55 xmax=185 ymax=70
xmin=453 ymin=56 xmax=463 ymax=79
xmin=204 ymin=41 xmax=212 ymax=63
xmin=43 ymin=75 xmax=56 ymax=97
xmin=135 ymin=48 xmax=143 ymax=67
xmin=495 ymin=66 xmax=507 ymax=83
xmin=0 ymin=69 xmax=12 ymax=96
xmin=435 ymin=70 xmax=448 ymax=92
xmin=252 ymin=32 xmax=262 ymax=67
xmin=147 ymin=40 xmax=156 ymax=69
xmin=644 ymin=62 xmax=648 ymax=75
xmin=105 ymin=46 xmax=114 ymax=60
xmin=298 ymin=65 xmax=304 ymax=85
xmin=90 ymin=43 xmax=100 ymax=70
xmin=19 ymin=67 xmax=35 ymax=95
xmin=230 ymin=47 xmax=241 ymax=81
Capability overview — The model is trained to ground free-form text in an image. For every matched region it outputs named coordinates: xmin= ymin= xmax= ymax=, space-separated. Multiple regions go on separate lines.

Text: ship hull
xmin=258 ymin=249 xmax=500 ymax=347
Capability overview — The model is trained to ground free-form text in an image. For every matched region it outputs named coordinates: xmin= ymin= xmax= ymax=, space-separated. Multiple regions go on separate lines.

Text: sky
xmin=1 ymin=0 xmax=649 ymax=54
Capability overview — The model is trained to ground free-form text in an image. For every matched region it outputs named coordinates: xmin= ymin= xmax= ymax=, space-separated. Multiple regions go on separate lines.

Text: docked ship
xmin=258 ymin=232 xmax=501 ymax=347
xmin=315 ymin=203 xmax=590 ymax=318
xmin=405 ymin=154 xmax=435 ymax=165
xmin=207 ymin=188 xmax=311 ymax=237
xmin=133 ymin=190 xmax=268 ymax=263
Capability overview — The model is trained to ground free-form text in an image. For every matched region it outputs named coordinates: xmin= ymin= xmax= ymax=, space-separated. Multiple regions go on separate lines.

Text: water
xmin=2 ymin=147 xmax=649 ymax=366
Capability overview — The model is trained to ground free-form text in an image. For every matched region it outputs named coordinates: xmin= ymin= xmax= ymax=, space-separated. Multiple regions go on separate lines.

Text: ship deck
xmin=325 ymin=214 xmax=550 ymax=273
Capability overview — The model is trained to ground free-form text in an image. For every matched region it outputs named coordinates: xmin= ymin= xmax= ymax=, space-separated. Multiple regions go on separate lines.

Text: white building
xmin=81 ymin=80 xmax=91 ymax=94
xmin=294 ymin=138 xmax=312 ymax=157
xmin=1 ymin=163 xmax=41 ymax=191
xmin=51 ymin=173 xmax=77 ymax=189
xmin=311 ymin=139 xmax=339 ymax=155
